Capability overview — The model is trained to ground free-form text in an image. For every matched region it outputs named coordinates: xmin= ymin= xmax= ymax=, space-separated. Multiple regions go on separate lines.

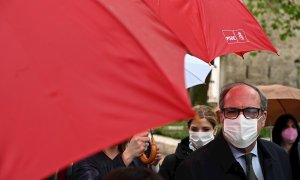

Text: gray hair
xmin=219 ymin=82 xmax=267 ymax=111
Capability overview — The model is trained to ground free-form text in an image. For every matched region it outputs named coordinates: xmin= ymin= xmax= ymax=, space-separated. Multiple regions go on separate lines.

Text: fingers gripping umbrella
xmin=0 ymin=0 xmax=194 ymax=179
xmin=257 ymin=85 xmax=300 ymax=126
xmin=144 ymin=0 xmax=278 ymax=63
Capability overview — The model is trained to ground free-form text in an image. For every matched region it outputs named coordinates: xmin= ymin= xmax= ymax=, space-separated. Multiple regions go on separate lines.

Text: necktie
xmin=244 ymin=153 xmax=258 ymax=180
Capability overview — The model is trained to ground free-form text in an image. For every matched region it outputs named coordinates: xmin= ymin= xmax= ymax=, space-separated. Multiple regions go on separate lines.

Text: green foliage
xmin=245 ymin=0 xmax=300 ymax=40
xmin=259 ymin=126 xmax=272 ymax=138
xmin=188 ymin=84 xmax=209 ymax=106
xmin=153 ymin=122 xmax=188 ymax=139
xmin=188 ymin=62 xmax=212 ymax=106
xmin=154 ymin=128 xmax=188 ymax=139
xmin=153 ymin=121 xmax=188 ymax=139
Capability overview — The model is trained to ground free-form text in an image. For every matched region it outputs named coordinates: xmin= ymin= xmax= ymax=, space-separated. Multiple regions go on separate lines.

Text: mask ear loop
xmin=257 ymin=109 xmax=267 ymax=122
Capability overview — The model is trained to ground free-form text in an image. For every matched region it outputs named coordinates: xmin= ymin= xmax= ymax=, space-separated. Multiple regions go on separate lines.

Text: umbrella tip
xmin=208 ymin=62 xmax=216 ymax=68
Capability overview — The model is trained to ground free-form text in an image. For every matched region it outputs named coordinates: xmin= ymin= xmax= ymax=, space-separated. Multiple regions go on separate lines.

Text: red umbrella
xmin=0 ymin=0 xmax=194 ymax=179
xmin=144 ymin=0 xmax=278 ymax=63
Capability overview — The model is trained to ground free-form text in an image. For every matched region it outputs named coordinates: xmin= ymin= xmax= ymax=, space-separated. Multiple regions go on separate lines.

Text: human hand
xmin=122 ymin=131 xmax=150 ymax=166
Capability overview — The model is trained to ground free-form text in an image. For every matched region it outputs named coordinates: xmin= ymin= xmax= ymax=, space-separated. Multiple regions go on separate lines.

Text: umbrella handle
xmin=139 ymin=134 xmax=157 ymax=164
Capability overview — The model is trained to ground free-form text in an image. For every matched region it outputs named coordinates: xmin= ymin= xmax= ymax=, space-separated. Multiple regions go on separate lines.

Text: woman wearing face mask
xmin=158 ymin=105 xmax=218 ymax=180
xmin=272 ymin=114 xmax=300 ymax=180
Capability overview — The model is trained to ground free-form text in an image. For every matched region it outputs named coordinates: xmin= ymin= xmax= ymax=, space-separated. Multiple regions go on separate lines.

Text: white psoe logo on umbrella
xmin=222 ymin=29 xmax=249 ymax=44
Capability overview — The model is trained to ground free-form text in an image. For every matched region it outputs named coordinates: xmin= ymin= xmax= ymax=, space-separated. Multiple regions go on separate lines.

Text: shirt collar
xmin=229 ymin=141 xmax=258 ymax=159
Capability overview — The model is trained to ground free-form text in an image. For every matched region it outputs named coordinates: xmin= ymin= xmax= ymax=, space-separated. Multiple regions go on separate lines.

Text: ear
xmin=260 ymin=111 xmax=267 ymax=127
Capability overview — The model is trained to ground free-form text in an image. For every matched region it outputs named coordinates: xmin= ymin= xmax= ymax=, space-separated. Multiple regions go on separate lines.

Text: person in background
xmin=175 ymin=82 xmax=292 ymax=180
xmin=71 ymin=131 xmax=162 ymax=180
xmin=159 ymin=105 xmax=218 ymax=180
xmin=105 ymin=167 xmax=164 ymax=180
xmin=272 ymin=114 xmax=300 ymax=180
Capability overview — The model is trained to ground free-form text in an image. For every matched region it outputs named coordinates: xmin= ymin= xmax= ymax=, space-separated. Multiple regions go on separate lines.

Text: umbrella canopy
xmin=257 ymin=85 xmax=300 ymax=126
xmin=0 ymin=0 xmax=195 ymax=179
xmin=144 ymin=0 xmax=278 ymax=63
xmin=184 ymin=54 xmax=213 ymax=88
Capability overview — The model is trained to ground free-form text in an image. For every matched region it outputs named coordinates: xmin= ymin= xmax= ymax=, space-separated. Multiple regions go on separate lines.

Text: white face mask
xmin=223 ymin=114 xmax=262 ymax=148
xmin=189 ymin=131 xmax=214 ymax=151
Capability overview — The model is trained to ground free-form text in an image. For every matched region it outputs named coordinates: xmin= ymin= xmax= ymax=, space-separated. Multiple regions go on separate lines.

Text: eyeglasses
xmin=221 ymin=107 xmax=262 ymax=119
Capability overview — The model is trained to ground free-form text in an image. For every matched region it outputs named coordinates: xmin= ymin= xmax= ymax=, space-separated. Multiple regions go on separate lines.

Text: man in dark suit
xmin=175 ymin=82 xmax=292 ymax=180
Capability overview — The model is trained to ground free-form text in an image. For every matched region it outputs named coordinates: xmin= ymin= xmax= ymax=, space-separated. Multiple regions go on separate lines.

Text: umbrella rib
xmin=277 ymin=100 xmax=287 ymax=113
xmin=185 ymin=69 xmax=205 ymax=84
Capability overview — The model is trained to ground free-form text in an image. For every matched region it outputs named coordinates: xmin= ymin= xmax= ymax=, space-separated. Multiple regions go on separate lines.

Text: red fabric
xmin=144 ymin=0 xmax=278 ymax=63
xmin=0 ymin=0 xmax=194 ymax=179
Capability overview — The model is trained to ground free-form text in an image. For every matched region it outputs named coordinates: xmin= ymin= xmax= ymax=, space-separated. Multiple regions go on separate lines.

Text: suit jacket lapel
xmin=257 ymin=139 xmax=275 ymax=180
xmin=212 ymin=134 xmax=246 ymax=178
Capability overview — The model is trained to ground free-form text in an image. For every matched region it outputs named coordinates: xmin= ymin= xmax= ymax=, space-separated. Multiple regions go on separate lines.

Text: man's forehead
xmin=227 ymin=84 xmax=257 ymax=95
xmin=223 ymin=85 xmax=260 ymax=107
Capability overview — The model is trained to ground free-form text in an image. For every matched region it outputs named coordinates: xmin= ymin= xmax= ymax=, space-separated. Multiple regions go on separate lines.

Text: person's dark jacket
xmin=71 ymin=152 xmax=144 ymax=180
xmin=175 ymin=134 xmax=292 ymax=180
xmin=159 ymin=137 xmax=193 ymax=180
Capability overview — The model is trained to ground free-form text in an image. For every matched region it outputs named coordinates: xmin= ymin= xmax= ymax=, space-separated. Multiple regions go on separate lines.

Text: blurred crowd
xmin=49 ymin=82 xmax=299 ymax=180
